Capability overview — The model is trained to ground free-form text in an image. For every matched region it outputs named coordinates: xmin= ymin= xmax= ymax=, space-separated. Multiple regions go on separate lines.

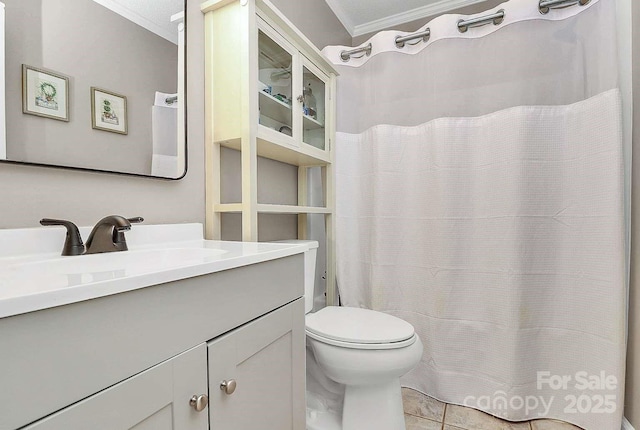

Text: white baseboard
xmin=623 ymin=416 xmax=635 ymax=430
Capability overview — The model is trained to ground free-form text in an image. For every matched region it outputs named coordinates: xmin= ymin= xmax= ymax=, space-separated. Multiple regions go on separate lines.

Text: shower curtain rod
xmin=539 ymin=0 xmax=590 ymax=14
xmin=339 ymin=0 xmax=591 ymax=62
xmin=395 ymin=29 xmax=430 ymax=48
xmin=457 ymin=10 xmax=504 ymax=33
xmin=340 ymin=43 xmax=372 ymax=61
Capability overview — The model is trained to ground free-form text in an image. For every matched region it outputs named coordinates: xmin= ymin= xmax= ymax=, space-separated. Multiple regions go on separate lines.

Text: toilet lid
xmin=305 ymin=306 xmax=415 ymax=345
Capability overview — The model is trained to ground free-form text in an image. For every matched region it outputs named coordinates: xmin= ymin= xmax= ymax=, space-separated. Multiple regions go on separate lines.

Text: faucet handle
xmin=84 ymin=215 xmax=143 ymax=254
xmin=40 ymin=218 xmax=85 ymax=256
xmin=112 ymin=217 xmax=144 ymax=247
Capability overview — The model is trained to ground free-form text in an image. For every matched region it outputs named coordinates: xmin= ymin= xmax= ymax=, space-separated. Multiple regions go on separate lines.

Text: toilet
xmin=278 ymin=240 xmax=423 ymax=430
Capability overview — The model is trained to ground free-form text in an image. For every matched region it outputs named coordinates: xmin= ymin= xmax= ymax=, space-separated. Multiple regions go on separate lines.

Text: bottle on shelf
xmin=303 ymin=83 xmax=317 ymax=120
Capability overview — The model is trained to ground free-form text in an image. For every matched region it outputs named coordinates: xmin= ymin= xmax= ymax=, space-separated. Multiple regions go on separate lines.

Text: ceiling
xmin=324 ymin=0 xmax=492 ymax=37
xmin=91 ymin=0 xmax=184 ymax=44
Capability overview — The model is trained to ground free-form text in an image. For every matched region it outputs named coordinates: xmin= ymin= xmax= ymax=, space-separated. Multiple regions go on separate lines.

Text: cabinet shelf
xmin=259 ymin=89 xmax=291 ymax=125
xmin=303 ymin=114 xmax=323 ymax=130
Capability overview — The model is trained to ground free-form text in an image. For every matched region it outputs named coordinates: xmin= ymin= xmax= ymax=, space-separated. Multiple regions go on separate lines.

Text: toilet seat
xmin=305 ymin=306 xmax=416 ymax=350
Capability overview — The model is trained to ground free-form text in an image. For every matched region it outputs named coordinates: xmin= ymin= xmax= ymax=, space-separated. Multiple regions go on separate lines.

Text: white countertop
xmin=0 ymin=223 xmax=308 ymax=319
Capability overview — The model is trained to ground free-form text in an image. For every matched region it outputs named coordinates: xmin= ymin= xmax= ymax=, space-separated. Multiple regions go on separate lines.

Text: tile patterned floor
xmin=402 ymin=388 xmax=584 ymax=430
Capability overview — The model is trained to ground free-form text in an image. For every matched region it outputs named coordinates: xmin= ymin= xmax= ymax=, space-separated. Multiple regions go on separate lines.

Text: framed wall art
xmin=91 ymin=87 xmax=128 ymax=135
xmin=22 ymin=65 xmax=70 ymax=122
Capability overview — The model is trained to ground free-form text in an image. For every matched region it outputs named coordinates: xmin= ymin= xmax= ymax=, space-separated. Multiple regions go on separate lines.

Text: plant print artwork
xmin=90 ymin=87 xmax=127 ymax=134
xmin=22 ymin=65 xmax=69 ymax=121
xmin=100 ymin=99 xmax=119 ymax=125
xmin=35 ymin=80 xmax=59 ymax=111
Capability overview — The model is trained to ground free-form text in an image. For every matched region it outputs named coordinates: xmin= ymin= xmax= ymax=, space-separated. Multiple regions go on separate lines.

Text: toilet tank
xmin=274 ymin=240 xmax=318 ymax=314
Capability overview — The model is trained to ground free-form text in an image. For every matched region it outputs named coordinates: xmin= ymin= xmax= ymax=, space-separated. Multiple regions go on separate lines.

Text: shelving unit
xmin=202 ymin=0 xmax=338 ymax=305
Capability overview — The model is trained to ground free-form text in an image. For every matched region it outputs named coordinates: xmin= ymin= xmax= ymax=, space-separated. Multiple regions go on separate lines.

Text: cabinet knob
xmin=189 ymin=394 xmax=209 ymax=412
xmin=220 ymin=379 xmax=237 ymax=395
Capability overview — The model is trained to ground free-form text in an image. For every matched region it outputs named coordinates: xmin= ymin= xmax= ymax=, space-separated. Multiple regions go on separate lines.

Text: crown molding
xmin=91 ymin=0 xmax=178 ymax=44
xmin=327 ymin=0 xmax=495 ymax=38
xmin=323 ymin=0 xmax=357 ymax=37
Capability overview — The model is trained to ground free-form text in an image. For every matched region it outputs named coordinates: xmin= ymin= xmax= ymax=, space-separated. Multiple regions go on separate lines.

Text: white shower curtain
xmin=322 ymin=1 xmax=626 ymax=429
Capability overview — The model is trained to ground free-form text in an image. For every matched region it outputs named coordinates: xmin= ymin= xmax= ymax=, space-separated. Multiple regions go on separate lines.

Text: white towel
xmin=151 ymin=154 xmax=179 ymax=178
xmin=152 ymin=106 xmax=178 ymax=156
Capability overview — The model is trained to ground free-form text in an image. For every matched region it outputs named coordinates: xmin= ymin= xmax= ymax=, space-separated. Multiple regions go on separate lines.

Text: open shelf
xmin=217 ymin=133 xmax=329 ymax=167
xmin=257 ymin=204 xmax=331 ymax=214
xmin=213 ymin=203 xmax=331 ymax=215
xmin=214 ymin=203 xmax=244 ymax=213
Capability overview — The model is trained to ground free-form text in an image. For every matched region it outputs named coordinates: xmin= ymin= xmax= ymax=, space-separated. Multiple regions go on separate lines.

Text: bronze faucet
xmin=85 ymin=216 xmax=144 ymax=254
xmin=40 ymin=216 xmax=144 ymax=256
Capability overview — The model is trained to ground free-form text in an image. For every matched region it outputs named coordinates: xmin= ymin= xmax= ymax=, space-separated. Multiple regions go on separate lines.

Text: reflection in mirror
xmin=0 ymin=0 xmax=186 ymax=179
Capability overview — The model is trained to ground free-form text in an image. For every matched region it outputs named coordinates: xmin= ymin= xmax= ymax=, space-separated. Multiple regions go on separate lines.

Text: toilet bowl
xmin=276 ymin=240 xmax=423 ymax=430
xmin=306 ymin=306 xmax=423 ymax=430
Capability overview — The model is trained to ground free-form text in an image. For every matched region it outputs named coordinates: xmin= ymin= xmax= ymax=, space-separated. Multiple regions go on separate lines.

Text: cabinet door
xmin=208 ymin=298 xmax=305 ymax=430
xmin=24 ymin=344 xmax=208 ymax=430
xmin=257 ymin=21 xmax=298 ymax=139
xmin=301 ymin=59 xmax=330 ymax=153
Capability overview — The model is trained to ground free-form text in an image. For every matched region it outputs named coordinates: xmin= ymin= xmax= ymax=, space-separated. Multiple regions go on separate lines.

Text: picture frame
xmin=91 ymin=87 xmax=128 ymax=135
xmin=22 ymin=65 xmax=70 ymax=122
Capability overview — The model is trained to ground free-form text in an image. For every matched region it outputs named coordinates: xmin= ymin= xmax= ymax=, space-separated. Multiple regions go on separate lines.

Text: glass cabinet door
xmin=301 ymin=64 xmax=327 ymax=150
xmin=258 ymin=29 xmax=293 ymax=137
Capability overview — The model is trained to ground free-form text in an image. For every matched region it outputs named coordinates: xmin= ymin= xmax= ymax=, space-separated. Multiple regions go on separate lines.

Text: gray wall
xmin=220 ymin=147 xmax=299 ymax=242
xmin=0 ymin=0 xmax=203 ymax=229
xmin=270 ymin=0 xmax=351 ymax=49
xmin=4 ymin=0 xmax=178 ymax=175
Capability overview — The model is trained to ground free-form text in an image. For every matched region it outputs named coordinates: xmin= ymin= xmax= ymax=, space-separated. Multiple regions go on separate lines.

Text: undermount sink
xmin=11 ymin=247 xmax=228 ymax=277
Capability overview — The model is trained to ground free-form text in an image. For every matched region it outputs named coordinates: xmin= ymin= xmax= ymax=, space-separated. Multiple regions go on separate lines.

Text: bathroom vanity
xmin=0 ymin=224 xmax=306 ymax=430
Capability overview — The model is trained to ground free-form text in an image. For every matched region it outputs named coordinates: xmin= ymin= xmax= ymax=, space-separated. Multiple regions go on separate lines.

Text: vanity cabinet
xmin=201 ymin=0 xmax=338 ymax=305
xmin=208 ymin=298 xmax=305 ymax=430
xmin=0 ymin=254 xmax=305 ymax=430
xmin=23 ymin=299 xmax=305 ymax=430
xmin=24 ymin=345 xmax=209 ymax=430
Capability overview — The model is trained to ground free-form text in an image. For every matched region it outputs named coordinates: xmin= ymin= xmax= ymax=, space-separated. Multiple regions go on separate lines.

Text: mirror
xmin=0 ymin=0 xmax=186 ymax=179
